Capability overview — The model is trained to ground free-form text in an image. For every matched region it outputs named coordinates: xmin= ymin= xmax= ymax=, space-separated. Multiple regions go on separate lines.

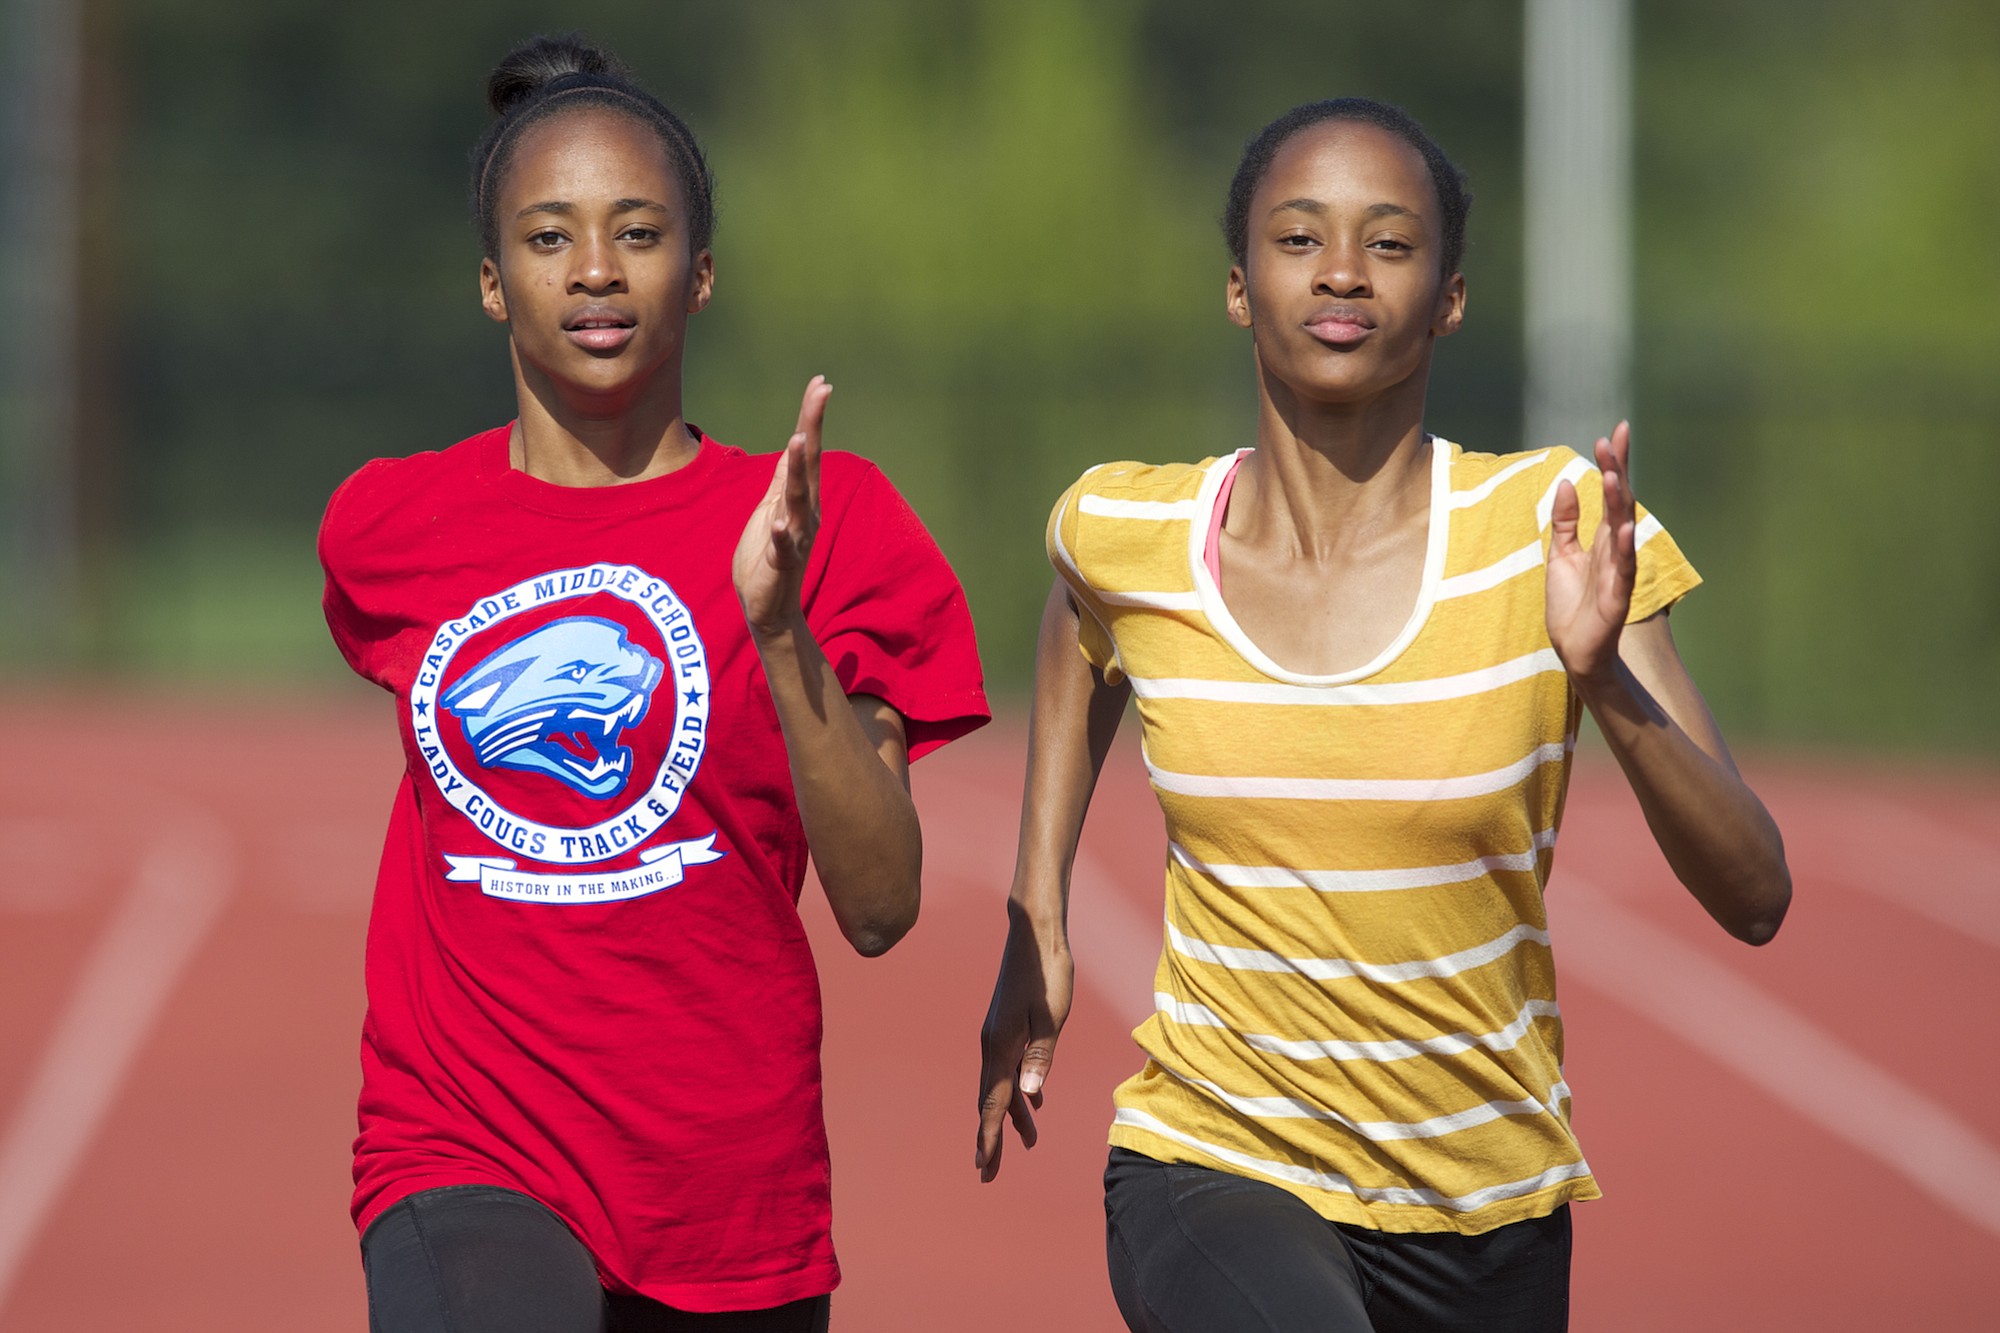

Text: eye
xmin=1368 ymin=237 xmax=1414 ymax=254
xmin=528 ymin=229 xmax=566 ymax=250
xmin=619 ymin=226 xmax=661 ymax=245
xmin=1277 ymin=232 xmax=1319 ymax=250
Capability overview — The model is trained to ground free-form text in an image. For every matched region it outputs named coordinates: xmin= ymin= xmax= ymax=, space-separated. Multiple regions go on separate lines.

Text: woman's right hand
xmin=975 ymin=579 xmax=1129 ymax=1181
xmin=976 ymin=909 xmax=1073 ymax=1182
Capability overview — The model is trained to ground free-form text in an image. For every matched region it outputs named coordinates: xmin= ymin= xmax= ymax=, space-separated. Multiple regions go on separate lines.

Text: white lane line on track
xmin=915 ymin=765 xmax=1161 ymax=1028
xmin=0 ymin=817 xmax=233 ymax=1313
xmin=1553 ymin=877 xmax=2000 ymax=1240
xmin=1804 ymin=796 xmax=2000 ymax=951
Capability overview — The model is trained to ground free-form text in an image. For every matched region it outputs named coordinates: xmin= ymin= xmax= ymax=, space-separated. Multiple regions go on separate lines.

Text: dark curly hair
xmin=1223 ymin=98 xmax=1471 ymax=278
xmin=470 ymin=33 xmax=715 ymax=260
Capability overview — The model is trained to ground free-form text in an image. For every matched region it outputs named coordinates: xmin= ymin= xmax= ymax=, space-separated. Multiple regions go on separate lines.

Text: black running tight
xmin=1104 ymin=1148 xmax=1569 ymax=1333
xmin=361 ymin=1186 xmax=830 ymax=1333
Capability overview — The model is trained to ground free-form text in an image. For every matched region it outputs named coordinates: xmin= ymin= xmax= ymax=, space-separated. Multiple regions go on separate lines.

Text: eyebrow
xmin=514 ymin=197 xmax=671 ymax=220
xmin=1268 ymin=198 xmax=1424 ymax=223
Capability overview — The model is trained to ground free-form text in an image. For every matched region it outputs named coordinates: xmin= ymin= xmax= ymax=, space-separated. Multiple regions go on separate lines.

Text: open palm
xmin=1546 ymin=422 xmax=1638 ymax=684
xmin=734 ymin=377 xmax=831 ymax=637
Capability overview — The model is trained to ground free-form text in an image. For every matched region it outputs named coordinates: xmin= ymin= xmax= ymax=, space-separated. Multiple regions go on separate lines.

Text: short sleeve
xmin=1539 ymin=449 xmax=1703 ymax=623
xmin=805 ymin=457 xmax=990 ymax=761
xmin=1044 ymin=473 xmax=1123 ymax=683
xmin=319 ymin=458 xmax=400 ymax=689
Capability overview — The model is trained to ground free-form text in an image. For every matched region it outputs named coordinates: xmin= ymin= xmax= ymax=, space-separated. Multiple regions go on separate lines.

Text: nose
xmin=568 ymin=231 xmax=626 ymax=295
xmin=1313 ymin=236 xmax=1370 ymax=299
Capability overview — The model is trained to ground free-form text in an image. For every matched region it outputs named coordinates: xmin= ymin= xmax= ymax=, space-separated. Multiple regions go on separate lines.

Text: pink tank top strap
xmin=1204 ymin=452 xmax=1246 ymax=593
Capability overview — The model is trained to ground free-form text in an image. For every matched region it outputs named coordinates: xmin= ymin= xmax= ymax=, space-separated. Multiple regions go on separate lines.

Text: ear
xmin=1225 ymin=264 xmax=1253 ymax=329
xmin=687 ymin=249 xmax=715 ymax=315
xmin=1431 ymin=270 xmax=1466 ymax=338
xmin=480 ymin=256 xmax=508 ymax=325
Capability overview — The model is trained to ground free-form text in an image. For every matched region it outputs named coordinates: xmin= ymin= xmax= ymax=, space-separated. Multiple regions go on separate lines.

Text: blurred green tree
xmin=1635 ymin=0 xmax=2000 ymax=750
xmin=28 ymin=0 xmax=1996 ymax=751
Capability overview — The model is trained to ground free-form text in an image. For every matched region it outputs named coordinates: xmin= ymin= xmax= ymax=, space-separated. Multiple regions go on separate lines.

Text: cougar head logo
xmin=442 ymin=616 xmax=665 ymax=799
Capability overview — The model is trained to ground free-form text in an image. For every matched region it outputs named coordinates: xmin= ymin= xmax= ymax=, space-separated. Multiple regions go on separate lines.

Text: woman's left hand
xmin=734 ymin=377 xmax=831 ymax=639
xmin=1546 ymin=422 xmax=1793 ymax=944
xmin=1546 ymin=420 xmax=1638 ymax=685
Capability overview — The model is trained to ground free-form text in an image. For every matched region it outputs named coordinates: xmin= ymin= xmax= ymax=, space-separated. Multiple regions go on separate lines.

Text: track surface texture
xmin=1 ymin=694 xmax=1995 ymax=1330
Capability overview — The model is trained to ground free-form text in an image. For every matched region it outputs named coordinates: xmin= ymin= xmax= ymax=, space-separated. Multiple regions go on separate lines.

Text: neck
xmin=1233 ymin=351 xmax=1435 ymax=558
xmin=509 ymin=349 xmax=700 ymax=486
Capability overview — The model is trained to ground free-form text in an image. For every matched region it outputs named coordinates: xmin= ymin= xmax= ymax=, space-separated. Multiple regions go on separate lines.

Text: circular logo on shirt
xmin=410 ymin=563 xmax=711 ymax=865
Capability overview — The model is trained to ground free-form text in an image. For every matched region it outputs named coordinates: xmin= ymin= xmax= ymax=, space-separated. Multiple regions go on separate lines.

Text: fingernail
xmin=1021 ymin=1072 xmax=1042 ymax=1096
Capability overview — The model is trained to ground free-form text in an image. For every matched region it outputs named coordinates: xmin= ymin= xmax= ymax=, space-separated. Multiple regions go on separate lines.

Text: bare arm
xmin=975 ymin=580 xmax=1130 ymax=1180
xmin=735 ymin=378 xmax=922 ymax=958
xmin=1578 ymin=616 xmax=1789 ymax=943
xmin=1547 ymin=424 xmax=1791 ymax=944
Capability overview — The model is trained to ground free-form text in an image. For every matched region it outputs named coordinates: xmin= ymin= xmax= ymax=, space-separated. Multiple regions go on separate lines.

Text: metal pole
xmin=0 ymin=0 xmax=84 ymax=663
xmin=1523 ymin=0 xmax=1631 ymax=454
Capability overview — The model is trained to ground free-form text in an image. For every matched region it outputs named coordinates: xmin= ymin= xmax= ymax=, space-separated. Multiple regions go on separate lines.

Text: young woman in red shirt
xmin=321 ymin=34 xmax=987 ymax=1332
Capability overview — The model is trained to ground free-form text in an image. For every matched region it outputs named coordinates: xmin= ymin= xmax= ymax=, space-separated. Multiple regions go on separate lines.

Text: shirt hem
xmin=1106 ymin=1123 xmax=1601 ymax=1237
xmin=355 ymin=1171 xmax=840 ymax=1311
xmin=609 ymin=1262 xmax=843 ymax=1315
xmin=354 ymin=1168 xmax=536 ymax=1238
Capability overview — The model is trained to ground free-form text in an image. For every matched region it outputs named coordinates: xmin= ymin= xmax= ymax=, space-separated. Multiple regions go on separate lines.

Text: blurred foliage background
xmin=2 ymin=0 xmax=1995 ymax=751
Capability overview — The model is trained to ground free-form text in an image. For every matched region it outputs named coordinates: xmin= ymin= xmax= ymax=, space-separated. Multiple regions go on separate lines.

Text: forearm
xmin=1577 ymin=657 xmax=1790 ymax=944
xmin=754 ymin=610 xmax=921 ymax=956
xmin=976 ymin=583 xmax=1120 ymax=1176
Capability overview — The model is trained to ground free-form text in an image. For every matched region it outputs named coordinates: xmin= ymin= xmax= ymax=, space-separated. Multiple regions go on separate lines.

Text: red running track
xmin=0 ymin=694 xmax=1995 ymax=1330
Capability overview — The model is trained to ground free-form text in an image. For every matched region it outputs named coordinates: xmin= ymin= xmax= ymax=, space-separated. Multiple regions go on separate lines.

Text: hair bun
xmin=486 ymin=33 xmax=627 ymax=116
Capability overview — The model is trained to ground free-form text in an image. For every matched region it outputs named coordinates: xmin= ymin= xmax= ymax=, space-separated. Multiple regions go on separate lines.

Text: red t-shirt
xmin=318 ymin=425 xmax=988 ymax=1311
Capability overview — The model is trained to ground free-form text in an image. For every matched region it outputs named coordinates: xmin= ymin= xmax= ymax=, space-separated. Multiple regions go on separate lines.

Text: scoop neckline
xmin=1187 ymin=438 xmax=1453 ymax=686
xmin=476 ymin=422 xmax=729 ymax=517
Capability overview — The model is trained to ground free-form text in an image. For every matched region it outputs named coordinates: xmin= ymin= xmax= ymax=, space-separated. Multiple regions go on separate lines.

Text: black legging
xmin=361 ymin=1186 xmax=831 ymax=1333
xmin=1104 ymin=1148 xmax=1570 ymax=1332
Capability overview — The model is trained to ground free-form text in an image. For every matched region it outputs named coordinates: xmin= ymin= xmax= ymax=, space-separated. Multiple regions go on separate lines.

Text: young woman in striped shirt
xmin=975 ymin=99 xmax=1790 ymax=1332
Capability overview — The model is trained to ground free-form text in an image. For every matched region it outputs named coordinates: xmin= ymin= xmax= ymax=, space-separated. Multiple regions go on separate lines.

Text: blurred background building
xmin=2 ymin=0 xmax=1995 ymax=752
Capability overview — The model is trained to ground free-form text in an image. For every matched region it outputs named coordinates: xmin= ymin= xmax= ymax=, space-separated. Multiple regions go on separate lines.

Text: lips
xmin=563 ymin=305 xmax=637 ymax=353
xmin=1303 ymin=307 xmax=1375 ymax=347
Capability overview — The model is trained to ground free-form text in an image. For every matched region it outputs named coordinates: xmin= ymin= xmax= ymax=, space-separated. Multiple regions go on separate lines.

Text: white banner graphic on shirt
xmin=443 ymin=834 xmax=726 ymax=904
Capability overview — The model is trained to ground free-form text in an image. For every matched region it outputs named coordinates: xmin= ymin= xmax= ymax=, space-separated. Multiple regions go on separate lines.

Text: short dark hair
xmin=1223 ymin=98 xmax=1471 ymax=277
xmin=471 ymin=33 xmax=716 ymax=260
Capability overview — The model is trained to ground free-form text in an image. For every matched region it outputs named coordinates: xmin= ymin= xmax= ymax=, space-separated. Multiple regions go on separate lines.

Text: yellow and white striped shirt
xmin=1050 ymin=439 xmax=1700 ymax=1235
